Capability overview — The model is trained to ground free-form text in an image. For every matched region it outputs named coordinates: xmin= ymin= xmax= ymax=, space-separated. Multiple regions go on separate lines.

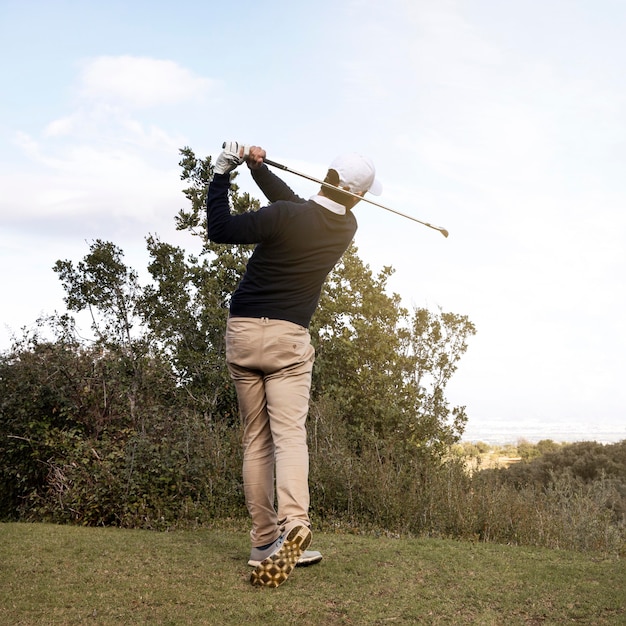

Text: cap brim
xmin=368 ymin=178 xmax=383 ymax=196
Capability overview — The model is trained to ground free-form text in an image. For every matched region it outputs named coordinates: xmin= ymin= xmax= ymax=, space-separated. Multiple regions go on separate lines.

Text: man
xmin=206 ymin=141 xmax=381 ymax=587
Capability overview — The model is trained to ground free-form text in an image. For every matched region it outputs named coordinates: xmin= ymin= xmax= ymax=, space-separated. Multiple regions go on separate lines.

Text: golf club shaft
xmin=263 ymin=158 xmax=449 ymax=238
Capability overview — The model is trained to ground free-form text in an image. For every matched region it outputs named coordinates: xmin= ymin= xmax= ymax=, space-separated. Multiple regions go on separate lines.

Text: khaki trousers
xmin=225 ymin=317 xmax=315 ymax=547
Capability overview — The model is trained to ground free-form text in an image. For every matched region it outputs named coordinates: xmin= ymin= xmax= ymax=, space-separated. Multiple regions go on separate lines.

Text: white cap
xmin=328 ymin=153 xmax=383 ymax=196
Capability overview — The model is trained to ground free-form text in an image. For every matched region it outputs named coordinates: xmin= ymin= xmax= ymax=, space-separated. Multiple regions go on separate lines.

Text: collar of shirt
xmin=310 ymin=194 xmax=346 ymax=215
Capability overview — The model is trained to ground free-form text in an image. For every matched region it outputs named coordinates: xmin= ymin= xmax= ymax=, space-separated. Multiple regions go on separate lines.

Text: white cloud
xmin=1 ymin=56 xmax=212 ymax=239
xmin=77 ymin=56 xmax=213 ymax=108
xmin=43 ymin=117 xmax=74 ymax=138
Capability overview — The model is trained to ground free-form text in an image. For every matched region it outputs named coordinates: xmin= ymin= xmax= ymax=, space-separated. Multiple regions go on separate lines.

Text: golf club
xmin=263 ymin=158 xmax=449 ymax=238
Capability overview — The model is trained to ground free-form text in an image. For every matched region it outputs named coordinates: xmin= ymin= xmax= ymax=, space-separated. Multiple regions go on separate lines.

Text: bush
xmin=0 ymin=335 xmax=245 ymax=527
xmin=20 ymin=416 xmax=245 ymax=528
xmin=500 ymin=440 xmax=626 ymax=487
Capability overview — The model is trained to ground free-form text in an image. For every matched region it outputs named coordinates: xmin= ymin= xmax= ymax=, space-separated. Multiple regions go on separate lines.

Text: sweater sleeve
xmin=206 ymin=172 xmax=280 ymax=245
xmin=251 ymin=164 xmax=304 ymax=203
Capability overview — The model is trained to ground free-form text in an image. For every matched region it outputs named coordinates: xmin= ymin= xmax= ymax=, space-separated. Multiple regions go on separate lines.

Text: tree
xmin=310 ymin=243 xmax=476 ymax=453
xmin=53 ymin=240 xmax=141 ymax=349
xmin=310 ymin=244 xmax=413 ymax=442
xmin=406 ymin=307 xmax=476 ymax=452
xmin=53 ymin=240 xmax=153 ymax=427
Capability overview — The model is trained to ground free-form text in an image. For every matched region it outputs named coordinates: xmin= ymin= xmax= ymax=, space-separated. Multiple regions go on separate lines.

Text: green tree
xmin=53 ymin=240 xmax=152 ymax=428
xmin=407 ymin=307 xmax=476 ymax=452
xmin=309 ymin=241 xmax=476 ymax=454
xmin=53 ymin=240 xmax=141 ymax=349
xmin=310 ymin=245 xmax=413 ymax=443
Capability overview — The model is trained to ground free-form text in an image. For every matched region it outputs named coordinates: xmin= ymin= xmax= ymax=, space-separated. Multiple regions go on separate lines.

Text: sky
xmin=1 ymin=0 xmax=625 ymax=444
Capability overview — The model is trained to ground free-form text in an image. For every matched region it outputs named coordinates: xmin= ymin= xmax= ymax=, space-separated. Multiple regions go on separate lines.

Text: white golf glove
xmin=214 ymin=141 xmax=251 ymax=175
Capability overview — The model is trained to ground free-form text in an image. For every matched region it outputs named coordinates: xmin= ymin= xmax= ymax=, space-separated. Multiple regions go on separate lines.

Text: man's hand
xmin=245 ymin=146 xmax=266 ymax=170
xmin=214 ymin=141 xmax=250 ymax=175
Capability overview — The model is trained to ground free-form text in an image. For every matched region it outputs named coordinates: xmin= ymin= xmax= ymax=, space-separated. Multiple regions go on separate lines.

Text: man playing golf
xmin=206 ymin=141 xmax=382 ymax=587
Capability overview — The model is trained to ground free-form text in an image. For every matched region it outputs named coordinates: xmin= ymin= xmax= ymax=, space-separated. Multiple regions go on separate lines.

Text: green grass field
xmin=1 ymin=523 xmax=624 ymax=625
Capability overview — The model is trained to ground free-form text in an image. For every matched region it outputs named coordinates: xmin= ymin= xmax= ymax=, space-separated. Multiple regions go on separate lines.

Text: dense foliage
xmin=490 ymin=440 xmax=626 ymax=488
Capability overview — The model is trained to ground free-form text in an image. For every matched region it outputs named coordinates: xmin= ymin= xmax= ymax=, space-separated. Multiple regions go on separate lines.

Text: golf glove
xmin=214 ymin=141 xmax=250 ymax=175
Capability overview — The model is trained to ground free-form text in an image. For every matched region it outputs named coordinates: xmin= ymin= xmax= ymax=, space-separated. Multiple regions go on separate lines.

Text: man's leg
xmin=226 ymin=318 xmax=280 ymax=547
xmin=265 ymin=357 xmax=314 ymax=529
xmin=262 ymin=320 xmax=315 ymax=530
xmin=229 ymin=364 xmax=280 ymax=546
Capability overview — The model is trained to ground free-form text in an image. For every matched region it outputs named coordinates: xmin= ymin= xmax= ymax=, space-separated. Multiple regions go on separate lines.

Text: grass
xmin=1 ymin=522 xmax=624 ymax=625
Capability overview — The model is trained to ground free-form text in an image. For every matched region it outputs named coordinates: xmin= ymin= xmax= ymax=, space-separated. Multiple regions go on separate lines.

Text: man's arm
xmin=250 ymin=164 xmax=303 ymax=204
xmin=206 ymin=174 xmax=281 ymax=245
xmin=244 ymin=146 xmax=303 ymax=204
xmin=206 ymin=173 xmax=238 ymax=243
xmin=205 ymin=143 xmax=288 ymax=244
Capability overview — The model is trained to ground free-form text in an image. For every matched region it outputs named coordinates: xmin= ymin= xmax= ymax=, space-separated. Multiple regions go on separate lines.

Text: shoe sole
xmin=250 ymin=525 xmax=312 ymax=588
xmin=247 ymin=552 xmax=322 ymax=568
xmin=296 ymin=552 xmax=322 ymax=567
